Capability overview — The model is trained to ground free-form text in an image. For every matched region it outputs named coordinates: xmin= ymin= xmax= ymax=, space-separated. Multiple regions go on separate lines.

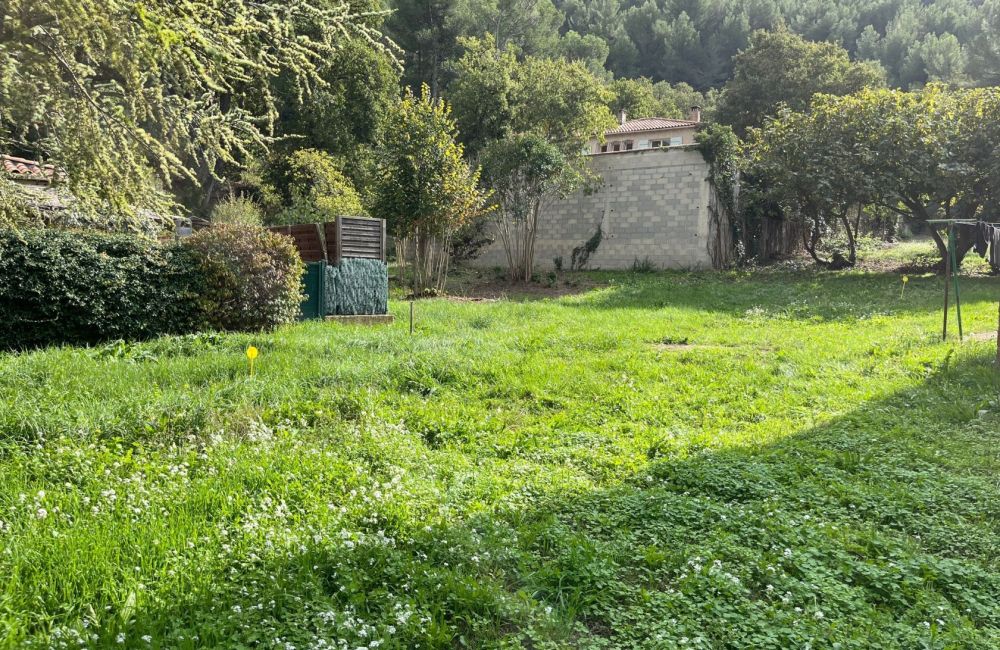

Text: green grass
xmin=1 ymin=268 xmax=999 ymax=649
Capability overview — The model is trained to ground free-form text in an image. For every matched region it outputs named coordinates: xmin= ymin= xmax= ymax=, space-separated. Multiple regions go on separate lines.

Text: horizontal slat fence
xmin=270 ymin=217 xmax=385 ymax=264
xmin=326 ymin=217 xmax=385 ymax=264
xmin=267 ymin=224 xmax=326 ymax=262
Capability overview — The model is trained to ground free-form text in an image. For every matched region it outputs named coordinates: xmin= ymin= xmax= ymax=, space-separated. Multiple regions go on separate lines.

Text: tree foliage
xmin=386 ymin=0 xmax=997 ymax=96
xmin=264 ymin=149 xmax=366 ymax=225
xmin=0 ymin=0 xmax=385 ymax=225
xmin=480 ymin=134 xmax=566 ymax=281
xmin=716 ymin=29 xmax=885 ymax=136
xmin=369 ymin=86 xmax=491 ymax=292
xmin=752 ymin=85 xmax=1000 ymax=267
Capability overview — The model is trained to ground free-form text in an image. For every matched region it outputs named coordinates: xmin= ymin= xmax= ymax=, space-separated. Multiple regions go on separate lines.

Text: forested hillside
xmin=386 ymin=0 xmax=1000 ymax=93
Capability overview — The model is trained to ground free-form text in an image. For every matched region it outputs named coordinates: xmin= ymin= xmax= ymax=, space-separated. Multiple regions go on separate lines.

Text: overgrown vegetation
xmin=752 ymin=85 xmax=1000 ymax=267
xmin=2 ymin=267 xmax=999 ymax=647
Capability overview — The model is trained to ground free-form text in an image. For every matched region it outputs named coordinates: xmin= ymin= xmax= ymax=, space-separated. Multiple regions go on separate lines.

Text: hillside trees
xmin=0 ymin=0 xmax=385 ymax=226
xmin=385 ymin=0 xmax=997 ymax=95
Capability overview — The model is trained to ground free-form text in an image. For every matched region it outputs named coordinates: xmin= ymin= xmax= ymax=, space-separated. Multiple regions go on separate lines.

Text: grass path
xmin=1 ymin=269 xmax=999 ymax=648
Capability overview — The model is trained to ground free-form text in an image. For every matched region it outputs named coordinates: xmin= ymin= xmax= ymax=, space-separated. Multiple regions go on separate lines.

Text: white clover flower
xmin=814 ymin=611 xmax=824 ymax=620
xmin=116 ymin=633 xmax=126 ymax=644
xmin=36 ymin=508 xmax=48 ymax=520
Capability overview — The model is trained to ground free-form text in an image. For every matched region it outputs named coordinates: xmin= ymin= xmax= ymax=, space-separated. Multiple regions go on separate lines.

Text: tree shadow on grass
xmin=104 ymin=352 xmax=1000 ymax=648
xmin=554 ymin=270 xmax=1000 ymax=323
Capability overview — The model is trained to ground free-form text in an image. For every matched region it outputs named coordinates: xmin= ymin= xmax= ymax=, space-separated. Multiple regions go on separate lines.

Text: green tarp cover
xmin=324 ymin=258 xmax=388 ymax=315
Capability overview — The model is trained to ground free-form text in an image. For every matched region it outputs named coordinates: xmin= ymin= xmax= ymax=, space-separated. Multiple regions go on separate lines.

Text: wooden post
xmin=409 ymin=301 xmax=414 ymax=335
xmin=996 ymin=297 xmax=1000 ymax=366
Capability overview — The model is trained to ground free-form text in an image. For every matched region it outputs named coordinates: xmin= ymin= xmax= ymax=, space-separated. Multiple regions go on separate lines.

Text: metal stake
xmin=949 ymin=225 xmax=963 ymax=341
xmin=942 ymin=227 xmax=950 ymax=341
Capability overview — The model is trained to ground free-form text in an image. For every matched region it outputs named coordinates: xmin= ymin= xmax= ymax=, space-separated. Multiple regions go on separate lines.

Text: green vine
xmin=696 ymin=123 xmax=743 ymax=263
xmin=696 ymin=124 xmax=741 ymax=221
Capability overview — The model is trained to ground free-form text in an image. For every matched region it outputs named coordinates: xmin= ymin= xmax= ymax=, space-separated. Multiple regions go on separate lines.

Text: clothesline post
xmin=942 ymin=226 xmax=951 ymax=341
xmin=949 ymin=224 xmax=964 ymax=341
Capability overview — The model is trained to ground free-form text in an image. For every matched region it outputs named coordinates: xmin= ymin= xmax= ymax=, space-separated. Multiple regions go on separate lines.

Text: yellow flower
xmin=246 ymin=346 xmax=258 ymax=377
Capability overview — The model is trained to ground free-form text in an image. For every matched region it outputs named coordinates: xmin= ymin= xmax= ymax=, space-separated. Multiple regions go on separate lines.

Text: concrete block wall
xmin=473 ymin=146 xmax=714 ymax=271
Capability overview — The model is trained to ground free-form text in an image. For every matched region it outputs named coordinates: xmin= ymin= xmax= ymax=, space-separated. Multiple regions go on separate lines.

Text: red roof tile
xmin=605 ymin=117 xmax=698 ymax=136
xmin=2 ymin=154 xmax=58 ymax=182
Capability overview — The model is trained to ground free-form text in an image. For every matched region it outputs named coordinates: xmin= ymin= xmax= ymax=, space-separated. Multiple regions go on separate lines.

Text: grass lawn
xmin=1 ymin=267 xmax=999 ymax=649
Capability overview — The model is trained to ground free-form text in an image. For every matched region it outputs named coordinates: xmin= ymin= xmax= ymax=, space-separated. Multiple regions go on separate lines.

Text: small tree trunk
xmin=802 ymin=214 xmax=828 ymax=266
xmin=839 ymin=210 xmax=857 ymax=266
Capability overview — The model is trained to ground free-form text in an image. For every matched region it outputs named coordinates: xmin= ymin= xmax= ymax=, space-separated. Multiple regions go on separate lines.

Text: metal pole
xmin=950 ymin=225 xmax=963 ymax=341
xmin=942 ymin=226 xmax=951 ymax=341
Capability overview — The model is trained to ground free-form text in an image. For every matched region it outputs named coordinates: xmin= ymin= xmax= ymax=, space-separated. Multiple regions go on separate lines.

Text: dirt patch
xmin=444 ymin=269 xmax=606 ymax=300
xmin=650 ymin=340 xmax=774 ymax=353
xmin=652 ymin=342 xmax=717 ymax=352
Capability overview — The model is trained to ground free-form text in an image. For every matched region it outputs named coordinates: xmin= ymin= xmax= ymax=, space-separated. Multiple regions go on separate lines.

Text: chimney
xmin=688 ymin=106 xmax=702 ymax=123
xmin=618 ymin=108 xmax=628 ymax=126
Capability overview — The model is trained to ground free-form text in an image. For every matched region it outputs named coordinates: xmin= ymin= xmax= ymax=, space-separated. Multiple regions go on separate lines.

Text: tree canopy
xmin=751 ymin=85 xmax=1000 ymax=266
xmin=0 ymin=0 xmax=386 ymax=225
xmin=716 ymin=29 xmax=886 ymax=135
xmin=385 ymin=0 xmax=998 ymax=96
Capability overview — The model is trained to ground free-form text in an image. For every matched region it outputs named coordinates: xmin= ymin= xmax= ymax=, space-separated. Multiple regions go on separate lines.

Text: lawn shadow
xmin=553 ymin=269 xmax=1000 ymax=325
xmin=119 ymin=349 xmax=1000 ymax=648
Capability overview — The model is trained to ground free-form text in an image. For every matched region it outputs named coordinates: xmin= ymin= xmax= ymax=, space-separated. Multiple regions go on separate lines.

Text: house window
xmin=670 ymin=136 xmax=683 ymax=146
xmin=600 ymin=144 xmax=608 ymax=153
xmin=624 ymin=140 xmax=634 ymax=150
xmin=651 ymin=140 xmax=662 ymax=148
xmin=612 ymin=142 xmax=621 ymax=152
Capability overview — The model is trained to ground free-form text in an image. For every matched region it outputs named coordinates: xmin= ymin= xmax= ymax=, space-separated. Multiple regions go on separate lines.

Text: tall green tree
xmin=370 ymin=86 xmax=491 ymax=292
xmin=0 ymin=0 xmax=384 ymax=226
xmin=446 ymin=36 xmax=519 ymax=157
xmin=751 ymin=103 xmax=876 ymax=267
xmin=480 ymin=134 xmax=565 ymax=281
xmin=715 ymin=29 xmax=885 ymax=135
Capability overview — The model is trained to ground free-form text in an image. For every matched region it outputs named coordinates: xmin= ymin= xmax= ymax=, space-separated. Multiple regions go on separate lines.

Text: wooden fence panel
xmin=272 ymin=218 xmax=385 ymax=264
xmin=325 ymin=217 xmax=385 ymax=264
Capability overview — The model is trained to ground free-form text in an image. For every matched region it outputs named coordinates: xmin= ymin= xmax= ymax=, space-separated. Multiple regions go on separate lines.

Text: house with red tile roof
xmin=2 ymin=154 xmax=59 ymax=186
xmin=592 ymin=107 xmax=702 ymax=154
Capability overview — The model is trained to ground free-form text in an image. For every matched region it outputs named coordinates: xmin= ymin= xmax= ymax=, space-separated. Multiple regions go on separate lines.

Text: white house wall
xmin=474 ymin=146 xmax=714 ymax=271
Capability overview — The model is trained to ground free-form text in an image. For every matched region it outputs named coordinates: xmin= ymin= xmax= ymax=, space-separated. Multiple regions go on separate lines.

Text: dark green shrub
xmin=183 ymin=224 xmax=304 ymax=331
xmin=0 ymin=228 xmax=205 ymax=349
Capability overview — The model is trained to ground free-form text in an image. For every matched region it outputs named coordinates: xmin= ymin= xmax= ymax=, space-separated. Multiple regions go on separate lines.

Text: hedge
xmin=0 ymin=228 xmax=205 ymax=349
